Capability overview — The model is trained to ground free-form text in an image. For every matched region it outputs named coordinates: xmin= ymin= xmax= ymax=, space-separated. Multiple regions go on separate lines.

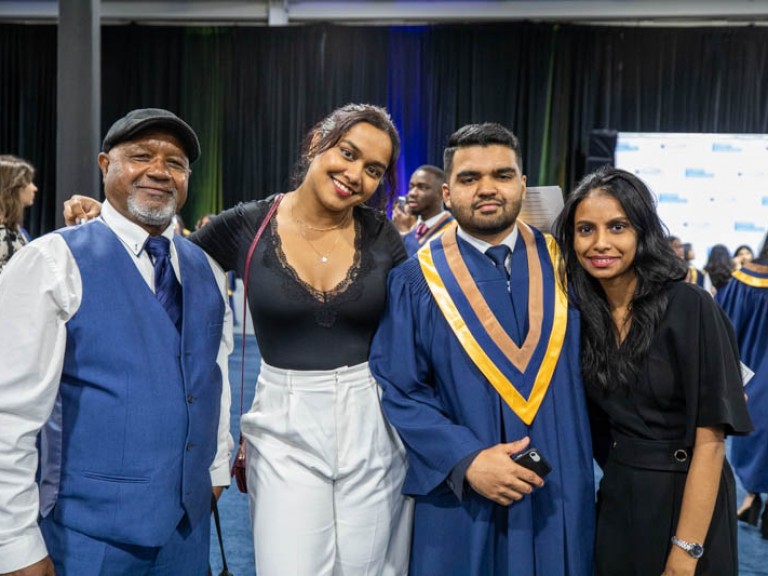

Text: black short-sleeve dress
xmin=588 ymin=281 xmax=752 ymax=575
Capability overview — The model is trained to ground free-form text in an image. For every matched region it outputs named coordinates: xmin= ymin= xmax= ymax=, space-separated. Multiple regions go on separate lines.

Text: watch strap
xmin=670 ymin=535 xmax=704 ymax=559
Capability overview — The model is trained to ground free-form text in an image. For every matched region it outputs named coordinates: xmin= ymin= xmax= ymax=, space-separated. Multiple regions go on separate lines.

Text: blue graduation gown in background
xmin=370 ymin=230 xmax=594 ymax=576
xmin=717 ymin=263 xmax=768 ymax=492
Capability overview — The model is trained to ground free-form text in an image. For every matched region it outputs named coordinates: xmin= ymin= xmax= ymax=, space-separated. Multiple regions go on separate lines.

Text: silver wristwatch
xmin=670 ymin=536 xmax=704 ymax=559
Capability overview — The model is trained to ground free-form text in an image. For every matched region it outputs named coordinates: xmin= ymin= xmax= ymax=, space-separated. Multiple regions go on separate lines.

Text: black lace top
xmin=190 ymin=196 xmax=407 ymax=370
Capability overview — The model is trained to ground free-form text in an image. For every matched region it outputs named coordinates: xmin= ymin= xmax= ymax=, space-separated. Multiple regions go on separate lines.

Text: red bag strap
xmin=239 ymin=194 xmax=284 ymax=419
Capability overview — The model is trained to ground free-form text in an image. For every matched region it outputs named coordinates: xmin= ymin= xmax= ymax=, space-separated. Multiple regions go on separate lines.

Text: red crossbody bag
xmin=231 ymin=194 xmax=284 ymax=493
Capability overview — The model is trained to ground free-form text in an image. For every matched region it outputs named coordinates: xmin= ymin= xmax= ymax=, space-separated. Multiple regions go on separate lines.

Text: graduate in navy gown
xmin=717 ymin=233 xmax=768 ymax=537
xmin=370 ymin=124 xmax=594 ymax=576
xmin=401 ymin=165 xmax=455 ymax=256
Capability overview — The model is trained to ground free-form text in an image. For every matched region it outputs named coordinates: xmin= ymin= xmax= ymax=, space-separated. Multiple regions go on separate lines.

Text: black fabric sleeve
xmin=675 ymin=283 xmax=753 ymax=440
xmin=188 ymin=200 xmax=268 ymax=273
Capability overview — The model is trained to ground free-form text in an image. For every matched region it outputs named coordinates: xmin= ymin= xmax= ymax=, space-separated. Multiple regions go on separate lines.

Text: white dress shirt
xmin=0 ymin=201 xmax=233 ymax=572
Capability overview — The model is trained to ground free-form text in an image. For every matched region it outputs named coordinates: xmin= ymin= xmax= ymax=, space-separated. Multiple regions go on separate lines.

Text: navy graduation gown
xmin=717 ymin=262 xmax=768 ymax=492
xmin=370 ymin=226 xmax=594 ymax=576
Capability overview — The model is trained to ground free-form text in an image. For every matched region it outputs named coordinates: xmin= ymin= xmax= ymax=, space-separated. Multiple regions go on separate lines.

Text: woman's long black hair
xmin=704 ymin=244 xmax=734 ymax=290
xmin=552 ymin=167 xmax=687 ymax=393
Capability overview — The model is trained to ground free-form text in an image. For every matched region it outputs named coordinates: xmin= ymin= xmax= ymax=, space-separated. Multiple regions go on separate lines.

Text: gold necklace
xmin=291 ymin=202 xmax=351 ymax=264
xmin=291 ymin=200 xmax=351 ymax=232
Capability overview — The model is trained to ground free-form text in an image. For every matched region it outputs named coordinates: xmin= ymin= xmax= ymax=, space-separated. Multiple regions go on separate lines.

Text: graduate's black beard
xmin=452 ymin=199 xmax=522 ymax=240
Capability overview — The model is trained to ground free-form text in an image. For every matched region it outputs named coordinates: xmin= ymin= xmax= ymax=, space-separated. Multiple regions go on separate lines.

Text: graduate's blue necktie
xmin=485 ymin=244 xmax=511 ymax=281
xmin=487 ymin=243 xmax=528 ymax=342
xmin=145 ymin=236 xmax=182 ymax=332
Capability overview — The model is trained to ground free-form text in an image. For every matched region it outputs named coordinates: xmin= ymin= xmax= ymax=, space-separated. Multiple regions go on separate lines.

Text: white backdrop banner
xmin=615 ymin=132 xmax=768 ymax=268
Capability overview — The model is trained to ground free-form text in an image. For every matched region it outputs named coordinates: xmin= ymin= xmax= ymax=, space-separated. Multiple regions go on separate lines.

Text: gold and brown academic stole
xmin=418 ymin=223 xmax=567 ymax=425
xmin=733 ymin=262 xmax=768 ymax=288
xmin=417 ymin=213 xmax=455 ymax=246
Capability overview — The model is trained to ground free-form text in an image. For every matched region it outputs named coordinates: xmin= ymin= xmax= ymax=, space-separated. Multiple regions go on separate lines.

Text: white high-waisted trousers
xmin=241 ymin=361 xmax=413 ymax=576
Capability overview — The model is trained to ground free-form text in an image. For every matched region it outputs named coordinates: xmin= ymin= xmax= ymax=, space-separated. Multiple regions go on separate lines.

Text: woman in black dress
xmin=553 ymin=167 xmax=752 ymax=576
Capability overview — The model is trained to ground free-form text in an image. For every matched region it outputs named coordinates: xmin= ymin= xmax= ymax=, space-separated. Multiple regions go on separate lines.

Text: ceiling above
xmin=3 ymin=0 xmax=768 ymax=26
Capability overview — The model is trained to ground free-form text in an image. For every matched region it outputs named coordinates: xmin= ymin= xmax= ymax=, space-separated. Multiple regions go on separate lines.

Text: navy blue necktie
xmin=486 ymin=244 xmax=511 ymax=280
xmin=145 ymin=236 xmax=182 ymax=332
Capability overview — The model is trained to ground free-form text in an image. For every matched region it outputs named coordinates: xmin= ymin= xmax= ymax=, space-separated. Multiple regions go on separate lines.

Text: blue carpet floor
xmin=210 ymin=335 xmax=768 ymax=575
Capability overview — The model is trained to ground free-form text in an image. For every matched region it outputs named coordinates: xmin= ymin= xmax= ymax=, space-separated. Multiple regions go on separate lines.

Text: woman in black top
xmin=197 ymin=104 xmax=412 ymax=576
xmin=553 ymin=167 xmax=752 ymax=576
xmin=65 ymin=104 xmax=412 ymax=576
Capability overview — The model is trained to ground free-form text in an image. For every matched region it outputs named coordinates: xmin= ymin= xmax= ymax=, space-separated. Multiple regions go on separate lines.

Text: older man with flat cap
xmin=0 ymin=108 xmax=233 ymax=575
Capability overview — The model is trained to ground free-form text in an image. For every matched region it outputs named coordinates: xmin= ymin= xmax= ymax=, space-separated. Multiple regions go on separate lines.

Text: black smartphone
xmin=512 ymin=447 xmax=552 ymax=478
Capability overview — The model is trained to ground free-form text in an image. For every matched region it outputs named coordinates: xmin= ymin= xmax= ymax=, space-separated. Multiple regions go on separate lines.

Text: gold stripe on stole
xmin=418 ymin=224 xmax=568 ymax=425
xmin=733 ymin=266 xmax=768 ymax=288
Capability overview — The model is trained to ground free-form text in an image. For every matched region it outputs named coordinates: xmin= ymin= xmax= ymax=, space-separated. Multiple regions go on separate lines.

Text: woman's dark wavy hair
xmin=291 ymin=103 xmax=400 ymax=209
xmin=552 ymin=166 xmax=688 ymax=394
xmin=703 ymin=244 xmax=734 ymax=290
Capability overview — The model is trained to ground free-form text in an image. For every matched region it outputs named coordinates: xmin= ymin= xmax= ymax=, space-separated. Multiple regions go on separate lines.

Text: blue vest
xmin=50 ymin=222 xmax=225 ymax=547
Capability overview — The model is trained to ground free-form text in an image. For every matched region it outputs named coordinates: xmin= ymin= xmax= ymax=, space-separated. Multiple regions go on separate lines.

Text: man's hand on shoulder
xmin=63 ymin=195 xmax=102 ymax=226
xmin=2 ymin=556 xmax=55 ymax=576
xmin=465 ymin=437 xmax=544 ymax=506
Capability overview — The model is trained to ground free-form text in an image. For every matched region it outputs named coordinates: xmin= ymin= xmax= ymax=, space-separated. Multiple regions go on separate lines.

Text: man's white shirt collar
xmin=101 ymin=200 xmax=176 ymax=256
xmin=418 ymin=210 xmax=450 ymax=229
xmin=456 ymin=223 xmax=518 ymax=255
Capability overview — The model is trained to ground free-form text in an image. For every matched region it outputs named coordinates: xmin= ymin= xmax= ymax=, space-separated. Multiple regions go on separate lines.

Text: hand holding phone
xmin=512 ymin=447 xmax=552 ymax=478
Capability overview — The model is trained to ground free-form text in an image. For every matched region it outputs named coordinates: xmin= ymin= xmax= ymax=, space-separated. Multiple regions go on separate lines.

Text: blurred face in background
xmin=734 ymin=246 xmax=754 ymax=267
xmin=19 ymin=181 xmax=37 ymax=207
xmin=406 ymin=169 xmax=443 ymax=218
xmin=669 ymin=237 xmax=684 ymax=260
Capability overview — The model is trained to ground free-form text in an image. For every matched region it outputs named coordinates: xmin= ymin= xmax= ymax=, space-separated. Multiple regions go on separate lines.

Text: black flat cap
xmin=102 ymin=108 xmax=201 ymax=163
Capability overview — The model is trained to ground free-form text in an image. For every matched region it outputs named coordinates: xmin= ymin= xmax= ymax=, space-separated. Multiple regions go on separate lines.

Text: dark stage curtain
xmin=0 ymin=24 xmax=57 ymax=237
xmin=4 ymin=22 xmax=768 ymax=234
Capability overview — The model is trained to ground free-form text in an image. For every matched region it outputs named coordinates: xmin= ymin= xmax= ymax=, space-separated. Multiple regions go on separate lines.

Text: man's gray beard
xmin=127 ymin=192 xmax=176 ymax=227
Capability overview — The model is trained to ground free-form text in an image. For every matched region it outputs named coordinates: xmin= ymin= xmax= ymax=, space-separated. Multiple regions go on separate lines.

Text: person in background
xmin=668 ymin=235 xmax=685 ymax=260
xmin=716 ymin=232 xmax=768 ymax=539
xmin=371 ymin=123 xmax=595 ymax=575
xmin=0 ymin=155 xmax=37 ymax=272
xmin=173 ymin=213 xmax=191 ymax=236
xmin=64 ymin=103 xmax=413 ymax=576
xmin=194 ymin=212 xmax=237 ymax=325
xmin=402 ymin=164 xmax=454 ymax=256
xmin=553 ymin=166 xmax=751 ymax=576
xmin=732 ymin=244 xmax=754 ymax=270
xmin=0 ymin=108 xmax=233 ymax=575
xmin=682 ymin=242 xmax=708 ymax=289
xmin=195 ymin=213 xmax=215 ymax=231
xmin=671 ymin=237 xmax=711 ymax=291
xmin=703 ymin=243 xmax=734 ymax=295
